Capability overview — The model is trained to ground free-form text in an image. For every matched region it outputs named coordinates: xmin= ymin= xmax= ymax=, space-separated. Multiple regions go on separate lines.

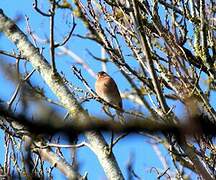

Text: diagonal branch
xmin=32 ymin=139 xmax=83 ymax=179
xmin=130 ymin=0 xmax=169 ymax=114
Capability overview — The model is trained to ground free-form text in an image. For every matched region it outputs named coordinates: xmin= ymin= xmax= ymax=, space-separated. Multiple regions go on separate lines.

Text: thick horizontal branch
xmin=0 ymin=104 xmax=215 ymax=139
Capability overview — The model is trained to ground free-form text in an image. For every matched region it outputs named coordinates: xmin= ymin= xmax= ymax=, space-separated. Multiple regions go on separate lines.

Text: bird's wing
xmin=105 ymin=77 xmax=122 ymax=109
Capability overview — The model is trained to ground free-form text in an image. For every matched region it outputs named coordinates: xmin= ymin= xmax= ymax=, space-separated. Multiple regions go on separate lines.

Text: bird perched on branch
xmin=95 ymin=71 xmax=124 ymax=122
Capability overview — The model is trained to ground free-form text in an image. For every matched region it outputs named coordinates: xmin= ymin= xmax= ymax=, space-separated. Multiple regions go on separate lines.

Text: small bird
xmin=95 ymin=71 xmax=123 ymax=117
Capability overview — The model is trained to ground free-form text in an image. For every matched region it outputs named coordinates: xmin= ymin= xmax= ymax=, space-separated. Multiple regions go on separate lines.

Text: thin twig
xmin=25 ymin=16 xmax=38 ymax=47
xmin=49 ymin=0 xmax=56 ymax=73
xmin=0 ymin=50 xmax=25 ymax=60
xmin=46 ymin=142 xmax=88 ymax=149
xmin=33 ymin=0 xmax=51 ymax=17
xmin=55 ymin=15 xmax=77 ymax=47
xmin=112 ymin=133 xmax=129 ymax=148
xmin=7 ymin=69 xmax=36 ymax=110
xmin=58 ymin=46 xmax=97 ymax=78
xmin=109 ymin=131 xmax=115 ymax=154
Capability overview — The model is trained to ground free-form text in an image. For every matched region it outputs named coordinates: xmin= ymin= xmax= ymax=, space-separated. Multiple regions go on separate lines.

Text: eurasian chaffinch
xmin=95 ymin=71 xmax=123 ymax=113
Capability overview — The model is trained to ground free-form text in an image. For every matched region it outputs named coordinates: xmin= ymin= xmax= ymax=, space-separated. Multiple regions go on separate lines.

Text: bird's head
xmin=97 ymin=71 xmax=108 ymax=78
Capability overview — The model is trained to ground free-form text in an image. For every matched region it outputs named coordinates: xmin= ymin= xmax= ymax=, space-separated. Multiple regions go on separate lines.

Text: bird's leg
xmin=116 ymin=110 xmax=125 ymax=124
xmin=102 ymin=105 xmax=113 ymax=117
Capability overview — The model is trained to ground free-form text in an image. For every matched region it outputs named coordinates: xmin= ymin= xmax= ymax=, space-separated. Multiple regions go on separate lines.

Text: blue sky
xmin=0 ymin=0 xmax=210 ymax=179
